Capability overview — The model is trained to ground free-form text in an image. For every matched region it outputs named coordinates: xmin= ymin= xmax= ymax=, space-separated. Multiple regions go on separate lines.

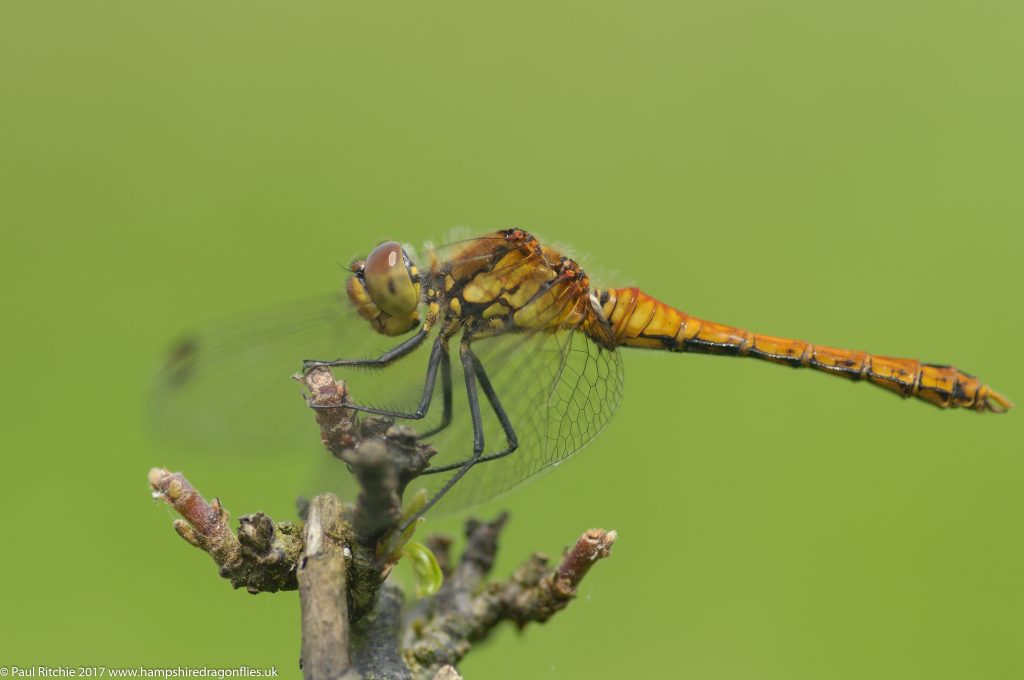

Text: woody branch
xmin=148 ymin=366 xmax=617 ymax=679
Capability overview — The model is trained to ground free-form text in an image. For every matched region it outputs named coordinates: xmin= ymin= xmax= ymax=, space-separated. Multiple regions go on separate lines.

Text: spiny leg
xmin=397 ymin=339 xmax=487 ymax=531
xmin=469 ymin=348 xmax=518 ymax=453
xmin=303 ymin=325 xmax=429 ymax=369
xmin=308 ymin=333 xmax=445 ymax=421
xmin=420 ymin=347 xmax=519 ymax=475
xmin=417 ymin=344 xmax=453 ymax=439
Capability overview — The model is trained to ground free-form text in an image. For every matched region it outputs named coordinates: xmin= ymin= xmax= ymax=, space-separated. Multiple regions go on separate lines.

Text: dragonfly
xmin=153 ymin=228 xmax=1012 ymax=517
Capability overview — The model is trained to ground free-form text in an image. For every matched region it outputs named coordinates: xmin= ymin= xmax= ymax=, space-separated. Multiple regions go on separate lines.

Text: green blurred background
xmin=2 ymin=1 xmax=1021 ymax=677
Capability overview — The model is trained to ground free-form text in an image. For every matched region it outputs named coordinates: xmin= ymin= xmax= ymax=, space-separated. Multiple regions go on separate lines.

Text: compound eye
xmin=363 ymin=241 xmax=418 ymax=317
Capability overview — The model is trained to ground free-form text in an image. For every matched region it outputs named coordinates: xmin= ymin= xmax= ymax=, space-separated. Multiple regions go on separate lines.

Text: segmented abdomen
xmin=597 ymin=287 xmax=1012 ymax=413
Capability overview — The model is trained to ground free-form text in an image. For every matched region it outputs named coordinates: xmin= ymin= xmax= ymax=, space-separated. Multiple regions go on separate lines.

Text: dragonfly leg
xmin=420 ymin=344 xmax=519 ymax=476
xmin=400 ymin=451 xmax=482 ymax=533
xmin=396 ymin=339 xmax=487 ymax=531
xmin=308 ymin=334 xmax=446 ymax=421
xmin=461 ymin=339 xmax=486 ymax=455
xmin=303 ymin=325 xmax=429 ymax=369
xmin=468 ymin=347 xmax=519 ymax=454
xmin=417 ymin=344 xmax=452 ymax=439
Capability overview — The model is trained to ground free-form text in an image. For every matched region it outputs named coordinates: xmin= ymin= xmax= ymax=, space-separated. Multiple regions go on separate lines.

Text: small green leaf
xmin=400 ymin=540 xmax=444 ymax=598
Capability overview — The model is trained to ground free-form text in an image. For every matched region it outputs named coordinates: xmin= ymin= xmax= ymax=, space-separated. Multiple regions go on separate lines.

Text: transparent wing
xmin=150 ymin=231 xmax=518 ymax=457
xmin=152 ymin=231 xmax=625 ymax=517
xmin=396 ymin=325 xmax=625 ymax=514
xmin=149 ymin=293 xmax=434 ymax=459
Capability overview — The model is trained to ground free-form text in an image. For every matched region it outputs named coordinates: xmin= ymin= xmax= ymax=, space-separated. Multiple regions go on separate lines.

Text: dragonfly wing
xmin=408 ymin=326 xmax=625 ymax=514
xmin=150 ymin=293 xmax=431 ymax=458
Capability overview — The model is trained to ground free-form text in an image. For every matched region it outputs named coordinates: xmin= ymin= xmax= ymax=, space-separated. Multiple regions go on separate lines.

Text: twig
xmin=300 ymin=367 xmax=436 ymax=548
xmin=148 ymin=468 xmax=302 ymax=593
xmin=298 ymin=367 xmax=437 ymax=624
xmin=150 ymin=366 xmax=619 ymax=679
xmin=403 ymin=518 xmax=617 ymax=678
xmin=351 ymin=584 xmax=413 ymax=680
xmin=556 ymin=528 xmax=619 ymax=587
xmin=299 ymin=494 xmax=357 ymax=680
xmin=435 ymin=514 xmax=509 ymax=617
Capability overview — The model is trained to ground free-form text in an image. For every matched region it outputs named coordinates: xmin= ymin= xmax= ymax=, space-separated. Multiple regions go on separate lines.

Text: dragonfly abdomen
xmin=598 ymin=287 xmax=1012 ymax=413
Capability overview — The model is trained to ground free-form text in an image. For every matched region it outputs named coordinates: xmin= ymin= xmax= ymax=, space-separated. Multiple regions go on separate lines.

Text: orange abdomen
xmin=597 ymin=287 xmax=1012 ymax=413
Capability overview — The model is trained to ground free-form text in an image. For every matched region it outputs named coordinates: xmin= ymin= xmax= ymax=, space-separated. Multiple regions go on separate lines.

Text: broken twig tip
xmin=432 ymin=665 xmax=463 ymax=680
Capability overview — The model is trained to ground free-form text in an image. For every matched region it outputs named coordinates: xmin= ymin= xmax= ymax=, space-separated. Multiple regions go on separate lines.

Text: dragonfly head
xmin=347 ymin=241 xmax=421 ymax=336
